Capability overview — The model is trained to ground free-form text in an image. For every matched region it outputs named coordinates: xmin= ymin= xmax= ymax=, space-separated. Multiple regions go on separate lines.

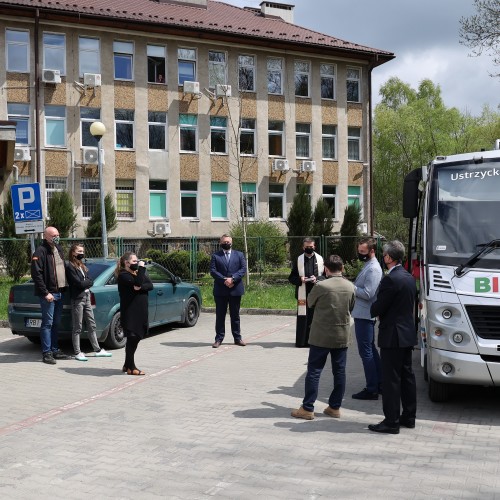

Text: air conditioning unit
xmin=42 ymin=69 xmax=61 ymax=84
xmin=153 ymin=221 xmax=171 ymax=235
xmin=272 ymin=159 xmax=289 ymax=172
xmin=84 ymin=73 xmax=102 ymax=87
xmin=215 ymin=84 xmax=232 ymax=98
xmin=82 ymin=147 xmax=98 ymax=165
xmin=14 ymin=147 xmax=31 ymax=162
xmin=301 ymin=160 xmax=316 ymax=172
xmin=183 ymin=81 xmax=200 ymax=94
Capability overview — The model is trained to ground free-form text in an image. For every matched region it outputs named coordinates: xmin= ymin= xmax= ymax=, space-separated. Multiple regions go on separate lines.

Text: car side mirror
xmin=173 ymin=276 xmax=182 ymax=285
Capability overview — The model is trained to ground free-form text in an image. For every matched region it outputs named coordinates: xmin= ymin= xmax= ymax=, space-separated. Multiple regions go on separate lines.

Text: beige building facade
xmin=0 ymin=0 xmax=394 ymax=238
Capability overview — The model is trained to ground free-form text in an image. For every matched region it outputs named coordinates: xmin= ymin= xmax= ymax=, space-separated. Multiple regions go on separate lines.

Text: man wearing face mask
xmin=210 ymin=234 xmax=247 ymax=348
xmin=31 ymin=226 xmax=69 ymax=365
xmin=288 ymin=237 xmax=325 ymax=348
xmin=351 ymin=237 xmax=383 ymax=400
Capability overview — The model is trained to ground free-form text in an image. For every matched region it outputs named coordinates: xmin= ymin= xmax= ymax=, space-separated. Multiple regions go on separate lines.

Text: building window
xmin=80 ymin=108 xmax=100 ymax=147
xmin=79 ymin=37 xmax=100 ymax=77
xmin=208 ymin=50 xmax=227 ymax=88
xmin=179 ymin=114 xmax=197 ymax=152
xmin=211 ymin=182 xmax=228 ymax=220
xmin=178 ymin=48 xmax=196 ymax=85
xmin=294 ymin=60 xmax=310 ymax=97
xmin=296 ymin=123 xmax=311 ymax=158
xmin=348 ymin=127 xmax=361 ymax=161
xmin=267 ymin=57 xmax=283 ymax=95
xmin=269 ymin=184 xmax=285 ymax=219
xmin=113 ymin=41 xmax=133 ymax=80
xmin=322 ymin=185 xmax=337 ymax=219
xmin=115 ymin=109 xmax=134 ymax=149
xmin=240 ymin=119 xmax=255 ymax=155
xmin=45 ymin=177 xmax=67 ymax=212
xmin=147 ymin=45 xmax=166 ymax=84
xmin=320 ymin=63 xmax=335 ymax=99
xmin=180 ymin=181 xmax=198 ymax=218
xmin=8 ymin=103 xmax=30 ymax=145
xmin=322 ymin=125 xmax=336 ymax=160
xmin=347 ymin=67 xmax=361 ymax=102
xmin=296 ymin=183 xmax=311 ymax=197
xmin=348 ymin=186 xmax=362 ymax=207
xmin=45 ymin=105 xmax=66 ymax=147
xmin=81 ymin=178 xmax=100 ymax=218
xmin=268 ymin=121 xmax=284 ymax=156
xmin=149 ymin=180 xmax=167 ymax=219
xmin=210 ymin=116 xmax=227 ymax=154
xmin=116 ymin=180 xmax=135 ymax=219
xmin=148 ymin=111 xmax=167 ymax=150
xmin=242 ymin=183 xmax=257 ymax=219
xmin=6 ymin=29 xmax=29 ymax=72
xmin=238 ymin=55 xmax=255 ymax=92
xmin=43 ymin=33 xmax=65 ymax=75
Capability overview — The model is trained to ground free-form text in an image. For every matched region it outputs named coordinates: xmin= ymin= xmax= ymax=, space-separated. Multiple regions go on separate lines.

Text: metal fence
xmin=0 ymin=235 xmax=385 ymax=283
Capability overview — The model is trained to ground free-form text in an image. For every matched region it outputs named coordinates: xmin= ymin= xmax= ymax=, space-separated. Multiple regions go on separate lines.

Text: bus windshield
xmin=427 ymin=159 xmax=500 ymax=268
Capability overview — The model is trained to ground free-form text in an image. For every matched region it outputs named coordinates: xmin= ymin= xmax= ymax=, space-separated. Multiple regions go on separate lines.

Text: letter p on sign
xmin=18 ymin=187 xmax=35 ymax=210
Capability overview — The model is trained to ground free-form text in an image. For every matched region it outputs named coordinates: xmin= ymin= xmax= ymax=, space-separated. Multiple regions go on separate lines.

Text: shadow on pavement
xmin=60 ymin=367 xmax=123 ymax=377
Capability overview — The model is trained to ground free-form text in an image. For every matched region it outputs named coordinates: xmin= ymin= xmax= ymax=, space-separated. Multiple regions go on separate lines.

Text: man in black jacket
xmin=31 ymin=226 xmax=68 ymax=365
xmin=368 ymin=240 xmax=417 ymax=434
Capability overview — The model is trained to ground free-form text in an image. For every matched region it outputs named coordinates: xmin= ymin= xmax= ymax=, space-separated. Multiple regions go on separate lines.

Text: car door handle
xmin=157 ymin=291 xmax=163 ymax=296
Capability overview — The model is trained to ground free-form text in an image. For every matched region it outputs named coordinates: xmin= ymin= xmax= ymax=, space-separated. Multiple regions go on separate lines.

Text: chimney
xmin=260 ymin=1 xmax=294 ymax=24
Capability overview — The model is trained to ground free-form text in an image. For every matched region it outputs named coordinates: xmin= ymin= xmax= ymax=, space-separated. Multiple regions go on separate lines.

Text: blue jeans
xmin=39 ymin=293 xmax=63 ymax=354
xmin=303 ymin=345 xmax=348 ymax=411
xmin=354 ymin=318 xmax=382 ymax=393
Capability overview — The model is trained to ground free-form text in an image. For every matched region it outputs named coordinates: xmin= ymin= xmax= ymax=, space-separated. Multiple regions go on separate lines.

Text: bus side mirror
xmin=403 ymin=168 xmax=423 ymax=219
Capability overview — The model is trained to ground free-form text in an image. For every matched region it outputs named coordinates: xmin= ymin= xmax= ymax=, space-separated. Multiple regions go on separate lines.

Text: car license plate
xmin=25 ymin=318 xmax=42 ymax=328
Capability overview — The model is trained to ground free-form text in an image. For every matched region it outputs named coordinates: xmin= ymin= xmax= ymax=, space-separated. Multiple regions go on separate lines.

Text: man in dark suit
xmin=210 ymin=233 xmax=247 ymax=348
xmin=368 ymin=240 xmax=417 ymax=434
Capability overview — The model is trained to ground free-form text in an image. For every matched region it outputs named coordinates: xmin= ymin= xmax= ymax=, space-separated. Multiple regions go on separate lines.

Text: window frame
xmin=348 ymin=185 xmax=362 ymax=208
xmin=6 ymin=28 xmax=30 ymax=73
xmin=45 ymin=176 xmax=67 ymax=215
xmin=116 ymin=179 xmax=135 ymax=220
xmin=322 ymin=124 xmax=337 ymax=160
xmin=149 ymin=180 xmax=168 ymax=220
xmin=208 ymin=50 xmax=227 ymax=89
xmin=44 ymin=105 xmax=66 ymax=148
xmin=80 ymin=107 xmax=100 ymax=148
xmin=268 ymin=120 xmax=284 ymax=157
xmin=267 ymin=57 xmax=283 ymax=95
xmin=180 ymin=180 xmax=198 ymax=219
xmin=148 ymin=111 xmax=167 ymax=151
xmin=179 ymin=114 xmax=198 ymax=153
xmin=238 ymin=54 xmax=256 ymax=92
xmin=240 ymin=118 xmax=256 ymax=156
xmin=81 ymin=177 xmax=100 ymax=219
xmin=348 ymin=127 xmax=361 ymax=161
xmin=178 ymin=47 xmax=197 ymax=85
xmin=322 ymin=185 xmax=337 ymax=220
xmin=147 ymin=44 xmax=166 ymax=84
xmin=43 ymin=32 xmax=66 ymax=75
xmin=346 ymin=66 xmax=361 ymax=103
xmin=8 ymin=103 xmax=30 ymax=145
xmin=113 ymin=40 xmax=134 ymax=81
xmin=242 ymin=182 xmax=257 ymax=220
xmin=295 ymin=123 xmax=311 ymax=159
xmin=114 ymin=109 xmax=135 ymax=150
xmin=294 ymin=60 xmax=310 ymax=98
xmin=211 ymin=181 xmax=229 ymax=221
xmin=320 ymin=63 xmax=335 ymax=100
xmin=210 ymin=116 xmax=227 ymax=154
xmin=79 ymin=36 xmax=100 ymax=77
xmin=269 ymin=183 xmax=285 ymax=220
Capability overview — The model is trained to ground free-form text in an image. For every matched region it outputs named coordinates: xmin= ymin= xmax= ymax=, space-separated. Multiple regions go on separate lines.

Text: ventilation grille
xmin=431 ymin=269 xmax=452 ymax=290
xmin=465 ymin=305 xmax=500 ymax=339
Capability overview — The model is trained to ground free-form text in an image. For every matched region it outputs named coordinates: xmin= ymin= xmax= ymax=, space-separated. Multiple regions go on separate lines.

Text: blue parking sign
xmin=11 ymin=183 xmax=43 ymax=222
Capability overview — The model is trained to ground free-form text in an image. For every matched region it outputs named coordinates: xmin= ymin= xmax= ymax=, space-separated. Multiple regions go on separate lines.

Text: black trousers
xmin=380 ymin=347 xmax=417 ymax=425
xmin=214 ymin=295 xmax=242 ymax=342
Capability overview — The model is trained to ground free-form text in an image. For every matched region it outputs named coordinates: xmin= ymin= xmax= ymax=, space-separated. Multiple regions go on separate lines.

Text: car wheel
xmin=182 ymin=297 xmax=200 ymax=327
xmin=104 ymin=312 xmax=126 ymax=349
xmin=26 ymin=336 xmax=41 ymax=344
xmin=428 ymin=377 xmax=451 ymax=403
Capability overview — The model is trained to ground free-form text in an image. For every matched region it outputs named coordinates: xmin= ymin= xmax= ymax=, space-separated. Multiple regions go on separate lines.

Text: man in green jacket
xmin=291 ymin=255 xmax=355 ymax=420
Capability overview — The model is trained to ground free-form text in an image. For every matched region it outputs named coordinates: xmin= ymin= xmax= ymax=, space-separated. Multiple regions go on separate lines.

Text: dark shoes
xmin=212 ymin=341 xmax=222 ymax=348
xmin=399 ymin=418 xmax=416 ymax=429
xmin=234 ymin=339 xmax=246 ymax=346
xmin=368 ymin=421 xmax=400 ymax=434
xmin=42 ymin=352 xmax=56 ymax=365
xmin=352 ymin=388 xmax=379 ymax=400
xmin=52 ymin=349 xmax=70 ymax=360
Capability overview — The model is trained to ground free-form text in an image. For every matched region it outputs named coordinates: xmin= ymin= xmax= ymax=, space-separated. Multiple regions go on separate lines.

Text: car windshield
xmin=427 ymin=159 xmax=500 ymax=268
xmin=86 ymin=262 xmax=113 ymax=280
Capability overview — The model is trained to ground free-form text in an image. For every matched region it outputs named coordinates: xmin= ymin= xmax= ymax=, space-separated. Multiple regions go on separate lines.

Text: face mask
xmin=304 ymin=247 xmax=314 ymax=255
xmin=52 ymin=236 xmax=60 ymax=245
xmin=221 ymin=243 xmax=232 ymax=251
xmin=358 ymin=253 xmax=369 ymax=262
xmin=76 ymin=254 xmax=84 ymax=261
xmin=129 ymin=263 xmax=139 ymax=271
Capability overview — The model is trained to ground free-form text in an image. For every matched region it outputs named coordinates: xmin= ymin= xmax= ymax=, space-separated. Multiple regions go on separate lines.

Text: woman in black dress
xmin=115 ymin=252 xmax=153 ymax=375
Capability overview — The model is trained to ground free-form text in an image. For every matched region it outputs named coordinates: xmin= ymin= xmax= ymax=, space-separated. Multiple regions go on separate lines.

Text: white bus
xmin=403 ymin=140 xmax=500 ymax=401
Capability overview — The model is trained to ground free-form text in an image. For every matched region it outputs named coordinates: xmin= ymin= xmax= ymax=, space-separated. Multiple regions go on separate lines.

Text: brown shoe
xmin=234 ymin=339 xmax=246 ymax=346
xmin=212 ymin=341 xmax=221 ymax=348
xmin=323 ymin=406 xmax=340 ymax=418
xmin=291 ymin=406 xmax=314 ymax=420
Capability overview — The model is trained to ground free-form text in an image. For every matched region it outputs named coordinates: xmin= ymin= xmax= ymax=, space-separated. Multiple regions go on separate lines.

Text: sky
xmin=223 ymin=0 xmax=499 ymax=116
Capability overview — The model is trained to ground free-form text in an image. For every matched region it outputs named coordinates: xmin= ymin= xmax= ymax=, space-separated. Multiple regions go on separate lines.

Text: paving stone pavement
xmin=1 ymin=312 xmax=500 ymax=499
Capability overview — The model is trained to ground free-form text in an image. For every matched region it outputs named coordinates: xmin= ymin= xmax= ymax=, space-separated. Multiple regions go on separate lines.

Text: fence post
xmin=258 ymin=236 xmax=263 ymax=279
xmin=191 ymin=236 xmax=197 ymax=282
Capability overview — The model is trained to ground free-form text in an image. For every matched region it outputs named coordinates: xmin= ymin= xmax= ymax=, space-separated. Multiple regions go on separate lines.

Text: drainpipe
xmin=367 ymin=61 xmax=374 ymax=236
xmin=34 ymin=8 xmax=41 ymax=183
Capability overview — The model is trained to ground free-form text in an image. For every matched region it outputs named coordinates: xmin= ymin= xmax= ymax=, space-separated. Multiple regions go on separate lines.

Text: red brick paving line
xmin=0 ymin=320 xmax=293 ymax=438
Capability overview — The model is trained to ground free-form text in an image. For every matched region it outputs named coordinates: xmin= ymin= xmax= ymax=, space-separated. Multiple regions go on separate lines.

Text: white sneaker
xmin=75 ymin=352 xmax=88 ymax=361
xmin=95 ymin=349 xmax=112 ymax=357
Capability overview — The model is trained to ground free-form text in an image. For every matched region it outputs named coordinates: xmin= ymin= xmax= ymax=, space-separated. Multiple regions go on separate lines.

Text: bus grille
xmin=465 ymin=305 xmax=500 ymax=339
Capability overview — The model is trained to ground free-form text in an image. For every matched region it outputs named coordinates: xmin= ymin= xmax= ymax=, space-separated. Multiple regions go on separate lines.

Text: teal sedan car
xmin=8 ymin=259 xmax=202 ymax=349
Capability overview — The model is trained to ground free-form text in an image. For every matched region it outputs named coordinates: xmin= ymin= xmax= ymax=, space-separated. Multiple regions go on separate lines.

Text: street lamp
xmin=89 ymin=121 xmax=108 ymax=258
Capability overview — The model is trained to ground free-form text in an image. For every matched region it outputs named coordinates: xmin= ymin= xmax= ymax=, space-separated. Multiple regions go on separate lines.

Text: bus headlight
xmin=452 ymin=332 xmax=463 ymax=343
xmin=442 ymin=363 xmax=453 ymax=374
xmin=442 ymin=309 xmax=452 ymax=320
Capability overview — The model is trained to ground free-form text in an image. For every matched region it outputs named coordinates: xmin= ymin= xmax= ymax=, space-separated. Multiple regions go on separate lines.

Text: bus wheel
xmin=423 ymin=354 xmax=428 ymax=382
xmin=428 ymin=377 xmax=450 ymax=402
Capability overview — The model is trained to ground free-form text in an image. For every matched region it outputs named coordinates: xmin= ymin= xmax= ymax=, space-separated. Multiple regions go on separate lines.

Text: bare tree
xmin=459 ymin=0 xmax=500 ymax=77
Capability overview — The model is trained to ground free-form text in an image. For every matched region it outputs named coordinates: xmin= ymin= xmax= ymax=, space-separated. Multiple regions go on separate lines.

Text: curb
xmin=202 ymin=307 xmax=295 ymax=316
